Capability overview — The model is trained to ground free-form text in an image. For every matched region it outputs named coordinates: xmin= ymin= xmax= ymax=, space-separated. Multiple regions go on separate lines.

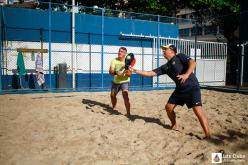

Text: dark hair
xmin=119 ymin=47 xmax=127 ymax=52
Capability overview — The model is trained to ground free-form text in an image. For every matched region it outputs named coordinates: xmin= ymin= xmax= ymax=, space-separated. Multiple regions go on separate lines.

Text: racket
xmin=122 ymin=53 xmax=136 ymax=77
xmin=125 ymin=53 xmax=136 ymax=70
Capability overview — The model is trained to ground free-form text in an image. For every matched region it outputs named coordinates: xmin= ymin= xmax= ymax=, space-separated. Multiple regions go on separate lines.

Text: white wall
xmin=5 ymin=41 xmax=153 ymax=74
xmin=5 ymin=41 xmax=226 ymax=86
xmin=153 ymin=58 xmax=226 ymax=87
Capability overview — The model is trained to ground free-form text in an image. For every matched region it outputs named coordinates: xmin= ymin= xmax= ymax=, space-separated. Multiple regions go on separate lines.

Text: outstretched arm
xmin=131 ymin=67 xmax=157 ymax=77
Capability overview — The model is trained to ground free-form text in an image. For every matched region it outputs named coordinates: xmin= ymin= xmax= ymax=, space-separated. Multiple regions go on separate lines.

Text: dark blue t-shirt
xmin=153 ymin=53 xmax=199 ymax=92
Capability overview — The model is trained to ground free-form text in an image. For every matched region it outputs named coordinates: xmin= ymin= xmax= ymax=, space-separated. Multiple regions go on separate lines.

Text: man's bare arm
xmin=131 ymin=68 xmax=157 ymax=77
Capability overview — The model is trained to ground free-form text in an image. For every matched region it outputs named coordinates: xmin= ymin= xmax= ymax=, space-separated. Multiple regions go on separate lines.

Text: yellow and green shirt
xmin=110 ymin=58 xmax=130 ymax=84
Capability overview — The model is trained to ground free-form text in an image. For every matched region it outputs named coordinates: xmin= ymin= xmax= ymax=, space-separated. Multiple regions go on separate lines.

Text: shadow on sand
xmin=82 ymin=98 xmax=171 ymax=129
xmin=207 ymin=130 xmax=248 ymax=145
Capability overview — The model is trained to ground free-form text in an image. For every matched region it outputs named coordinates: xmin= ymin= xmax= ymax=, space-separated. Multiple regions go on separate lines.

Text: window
xmin=191 ymin=27 xmax=202 ymax=36
xmin=179 ymin=28 xmax=190 ymax=37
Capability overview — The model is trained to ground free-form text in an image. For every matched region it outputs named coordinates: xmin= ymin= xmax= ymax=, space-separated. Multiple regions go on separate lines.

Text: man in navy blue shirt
xmin=130 ymin=44 xmax=210 ymax=139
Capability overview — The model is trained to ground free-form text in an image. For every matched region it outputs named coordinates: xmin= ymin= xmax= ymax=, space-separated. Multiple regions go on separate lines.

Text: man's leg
xmin=165 ymin=103 xmax=177 ymax=129
xmin=110 ymin=91 xmax=117 ymax=110
xmin=192 ymin=106 xmax=211 ymax=139
xmin=110 ymin=83 xmax=119 ymax=110
xmin=122 ymin=90 xmax=130 ymax=117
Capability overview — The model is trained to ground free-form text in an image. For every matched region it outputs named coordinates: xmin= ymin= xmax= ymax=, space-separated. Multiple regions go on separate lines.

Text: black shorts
xmin=168 ymin=88 xmax=202 ymax=109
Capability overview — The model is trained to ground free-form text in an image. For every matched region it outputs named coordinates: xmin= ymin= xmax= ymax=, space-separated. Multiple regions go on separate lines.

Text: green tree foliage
xmin=188 ymin=0 xmax=241 ymax=85
xmin=188 ymin=0 xmax=240 ymax=40
xmin=190 ymin=0 xmax=239 ymax=13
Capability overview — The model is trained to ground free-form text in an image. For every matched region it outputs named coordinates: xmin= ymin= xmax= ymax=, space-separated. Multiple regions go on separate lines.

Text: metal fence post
xmin=72 ymin=0 xmax=76 ymax=89
xmin=156 ymin=15 xmax=160 ymax=88
xmin=141 ymin=40 xmax=144 ymax=87
xmin=0 ymin=6 xmax=2 ymax=92
xmin=48 ymin=0 xmax=52 ymax=89
xmin=240 ymin=42 xmax=248 ymax=87
xmin=0 ymin=6 xmax=6 ymax=92
xmin=237 ymin=43 xmax=242 ymax=91
xmin=101 ymin=8 xmax=105 ymax=88
xmin=194 ymin=20 xmax=197 ymax=74
xmin=88 ymin=33 xmax=92 ymax=88
xmin=0 ymin=47 xmax=2 ymax=92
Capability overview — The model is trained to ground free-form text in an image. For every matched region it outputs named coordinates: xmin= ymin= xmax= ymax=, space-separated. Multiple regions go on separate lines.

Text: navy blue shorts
xmin=111 ymin=82 xmax=129 ymax=94
xmin=168 ymin=88 xmax=202 ymax=109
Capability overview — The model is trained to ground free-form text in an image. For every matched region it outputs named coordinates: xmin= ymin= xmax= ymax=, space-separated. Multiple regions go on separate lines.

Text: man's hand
xmin=116 ymin=71 xmax=123 ymax=76
xmin=177 ymin=74 xmax=190 ymax=83
xmin=129 ymin=66 xmax=136 ymax=73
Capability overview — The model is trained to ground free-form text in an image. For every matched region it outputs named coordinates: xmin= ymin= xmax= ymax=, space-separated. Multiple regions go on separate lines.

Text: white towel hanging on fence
xmin=35 ymin=52 xmax=45 ymax=86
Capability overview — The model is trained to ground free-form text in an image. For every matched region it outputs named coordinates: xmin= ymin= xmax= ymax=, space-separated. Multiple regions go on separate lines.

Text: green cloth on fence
xmin=17 ymin=52 xmax=26 ymax=77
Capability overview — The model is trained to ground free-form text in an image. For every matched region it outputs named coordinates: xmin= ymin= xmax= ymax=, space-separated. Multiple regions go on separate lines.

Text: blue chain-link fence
xmin=0 ymin=2 xmax=229 ymax=93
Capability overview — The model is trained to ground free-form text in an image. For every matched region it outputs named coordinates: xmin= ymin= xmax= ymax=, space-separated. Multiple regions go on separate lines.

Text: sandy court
xmin=0 ymin=89 xmax=248 ymax=164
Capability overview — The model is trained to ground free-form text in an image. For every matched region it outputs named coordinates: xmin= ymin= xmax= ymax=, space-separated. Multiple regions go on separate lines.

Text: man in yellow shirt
xmin=109 ymin=47 xmax=131 ymax=117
